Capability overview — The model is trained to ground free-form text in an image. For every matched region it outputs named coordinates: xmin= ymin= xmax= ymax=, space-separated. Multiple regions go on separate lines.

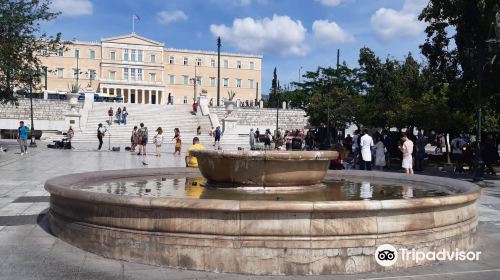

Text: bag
xmin=112 ymin=147 xmax=120 ymax=151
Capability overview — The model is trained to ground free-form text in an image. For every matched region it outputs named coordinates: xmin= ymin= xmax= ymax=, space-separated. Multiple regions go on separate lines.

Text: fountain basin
xmin=190 ymin=150 xmax=338 ymax=187
xmin=45 ymin=168 xmax=480 ymax=275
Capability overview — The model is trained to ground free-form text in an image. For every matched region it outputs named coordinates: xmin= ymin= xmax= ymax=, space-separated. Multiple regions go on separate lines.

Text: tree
xmin=268 ymin=67 xmax=279 ymax=107
xmin=0 ymin=0 xmax=65 ymax=104
xmin=419 ymin=0 xmax=500 ymax=132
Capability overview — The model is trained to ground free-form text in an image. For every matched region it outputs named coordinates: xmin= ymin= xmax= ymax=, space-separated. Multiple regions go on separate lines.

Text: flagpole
xmin=132 ymin=15 xmax=135 ymax=33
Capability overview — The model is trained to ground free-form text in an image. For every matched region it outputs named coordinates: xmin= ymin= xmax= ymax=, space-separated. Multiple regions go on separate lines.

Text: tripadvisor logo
xmin=374 ymin=244 xmax=482 ymax=267
xmin=375 ymin=244 xmax=398 ymax=267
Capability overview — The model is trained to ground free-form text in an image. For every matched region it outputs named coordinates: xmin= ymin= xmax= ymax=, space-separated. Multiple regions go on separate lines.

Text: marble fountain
xmin=44 ymin=150 xmax=480 ymax=275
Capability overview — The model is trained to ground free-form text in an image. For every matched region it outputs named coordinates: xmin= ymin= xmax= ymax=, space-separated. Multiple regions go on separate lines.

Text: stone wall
xmin=0 ymin=99 xmax=75 ymax=121
xmin=211 ymin=107 xmax=308 ymax=131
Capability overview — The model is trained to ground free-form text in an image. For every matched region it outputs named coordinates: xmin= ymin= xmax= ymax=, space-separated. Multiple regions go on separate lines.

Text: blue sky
xmin=44 ymin=0 xmax=429 ymax=94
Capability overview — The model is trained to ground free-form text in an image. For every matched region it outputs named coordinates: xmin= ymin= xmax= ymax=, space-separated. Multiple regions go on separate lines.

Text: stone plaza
xmin=0 ymin=140 xmax=500 ymax=280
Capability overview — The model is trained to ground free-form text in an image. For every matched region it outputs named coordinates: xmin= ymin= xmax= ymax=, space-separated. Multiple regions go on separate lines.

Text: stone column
xmin=260 ymin=100 xmax=264 ymax=108
xmin=141 ymin=90 xmax=145 ymax=104
xmin=282 ymin=101 xmax=286 ymax=109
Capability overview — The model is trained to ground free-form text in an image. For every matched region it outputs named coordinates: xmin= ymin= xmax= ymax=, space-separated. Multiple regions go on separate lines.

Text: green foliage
xmin=0 ymin=0 xmax=67 ymax=104
xmin=227 ymin=90 xmax=236 ymax=101
xmin=419 ymin=0 xmax=499 ymax=132
xmin=68 ymin=81 xmax=80 ymax=93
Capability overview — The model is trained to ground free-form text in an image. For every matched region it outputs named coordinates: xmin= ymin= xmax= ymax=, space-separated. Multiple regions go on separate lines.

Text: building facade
xmin=40 ymin=33 xmax=262 ymax=105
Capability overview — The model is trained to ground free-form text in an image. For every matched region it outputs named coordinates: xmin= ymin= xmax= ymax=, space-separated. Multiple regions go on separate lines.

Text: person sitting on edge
xmin=185 ymin=137 xmax=205 ymax=168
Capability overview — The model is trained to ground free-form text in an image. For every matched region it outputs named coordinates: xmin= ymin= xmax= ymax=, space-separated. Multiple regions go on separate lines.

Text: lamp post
xmin=28 ymin=70 xmax=37 ymax=147
xmin=217 ymin=37 xmax=221 ymax=106
xmin=190 ymin=63 xmax=198 ymax=102
xmin=299 ymin=66 xmax=303 ymax=84
xmin=276 ymin=85 xmax=281 ymax=133
xmin=322 ymin=77 xmax=335 ymax=148
xmin=468 ymin=12 xmax=500 ymax=181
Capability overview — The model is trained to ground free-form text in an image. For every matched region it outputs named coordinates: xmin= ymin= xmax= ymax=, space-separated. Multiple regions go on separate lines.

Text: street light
xmin=190 ymin=63 xmax=198 ymax=103
xmin=216 ymin=37 xmax=221 ymax=106
xmin=299 ymin=66 xmax=303 ymax=84
xmin=321 ymin=76 xmax=335 ymax=148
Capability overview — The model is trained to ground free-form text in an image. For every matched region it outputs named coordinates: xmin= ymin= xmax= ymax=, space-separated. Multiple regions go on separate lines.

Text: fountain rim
xmin=44 ymin=168 xmax=481 ymax=212
xmin=189 ymin=150 xmax=338 ymax=160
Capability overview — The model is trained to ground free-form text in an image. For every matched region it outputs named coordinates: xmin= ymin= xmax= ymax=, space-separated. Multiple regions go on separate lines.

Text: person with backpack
xmin=214 ymin=126 xmax=222 ymax=148
xmin=153 ymin=127 xmax=164 ymax=157
xmin=137 ymin=123 xmax=148 ymax=155
xmin=116 ymin=107 xmax=122 ymax=125
xmin=97 ymin=123 xmax=106 ymax=151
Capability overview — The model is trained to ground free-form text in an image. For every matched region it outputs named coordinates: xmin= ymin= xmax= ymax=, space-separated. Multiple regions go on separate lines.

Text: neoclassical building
xmin=40 ymin=33 xmax=262 ymax=105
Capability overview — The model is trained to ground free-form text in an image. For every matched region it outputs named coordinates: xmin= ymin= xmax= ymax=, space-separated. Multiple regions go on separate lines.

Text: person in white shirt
xmin=360 ymin=129 xmax=374 ymax=170
xmin=399 ymin=133 xmax=414 ymax=174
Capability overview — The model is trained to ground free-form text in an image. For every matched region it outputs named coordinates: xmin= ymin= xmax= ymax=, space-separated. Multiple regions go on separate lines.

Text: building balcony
xmin=99 ymin=78 xmax=164 ymax=87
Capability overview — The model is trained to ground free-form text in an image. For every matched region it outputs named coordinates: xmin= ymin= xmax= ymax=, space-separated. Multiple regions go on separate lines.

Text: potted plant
xmin=225 ymin=90 xmax=237 ymax=113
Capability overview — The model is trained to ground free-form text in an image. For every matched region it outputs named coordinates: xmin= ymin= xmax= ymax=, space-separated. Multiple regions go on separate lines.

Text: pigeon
xmin=142 ymin=161 xmax=148 ymax=166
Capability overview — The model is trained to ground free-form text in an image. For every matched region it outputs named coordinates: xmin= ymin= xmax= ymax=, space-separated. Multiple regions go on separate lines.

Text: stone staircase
xmin=72 ymin=103 xmax=250 ymax=148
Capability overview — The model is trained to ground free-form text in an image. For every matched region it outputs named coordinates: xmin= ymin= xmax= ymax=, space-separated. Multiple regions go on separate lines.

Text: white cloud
xmin=51 ymin=0 xmax=92 ymax=16
xmin=157 ymin=10 xmax=188 ymax=25
xmin=210 ymin=14 xmax=309 ymax=56
xmin=316 ymin=0 xmax=349 ymax=7
xmin=238 ymin=0 xmax=252 ymax=6
xmin=370 ymin=0 xmax=428 ymax=40
xmin=312 ymin=20 xmax=355 ymax=44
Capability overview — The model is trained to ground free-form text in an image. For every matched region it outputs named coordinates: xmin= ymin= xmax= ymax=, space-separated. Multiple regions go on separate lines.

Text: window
xmin=210 ymin=77 xmax=216 ymax=87
xmin=57 ymin=68 xmax=64 ymax=78
xmin=237 ymin=61 xmax=241 ymax=69
xmin=124 ymin=49 xmax=129 ymax=61
xmin=196 ymin=76 xmax=202 ymax=85
xmin=150 ymin=54 xmax=156 ymax=63
xmin=169 ymin=75 xmax=175 ymax=85
xmin=131 ymin=68 xmax=136 ymax=80
xmin=150 ymin=73 xmax=156 ymax=81
xmin=73 ymin=68 xmax=79 ymax=79
xmin=131 ymin=50 xmax=136 ymax=62
xmin=183 ymin=57 xmax=188 ymax=65
xmin=223 ymin=78 xmax=228 ymax=87
xmin=224 ymin=59 xmax=228 ymax=68
xmin=236 ymin=79 xmax=242 ymax=88
xmin=74 ymin=49 xmax=80 ymax=58
xmin=124 ymin=68 xmax=129 ymax=80
xmin=183 ymin=75 xmax=189 ymax=85
xmin=196 ymin=58 xmax=202 ymax=66
xmin=110 ymin=51 xmax=116 ymax=60
xmin=183 ymin=96 xmax=188 ymax=104
xmin=137 ymin=69 xmax=143 ymax=80
xmin=89 ymin=69 xmax=96 ymax=80
xmin=138 ymin=50 xmax=143 ymax=62
xmin=211 ymin=59 xmax=216 ymax=67
xmin=41 ymin=47 xmax=48 ymax=56
xmin=57 ymin=48 xmax=64 ymax=57
xmin=249 ymin=61 xmax=255 ymax=70
xmin=169 ymin=56 xmax=174 ymax=64
xmin=89 ymin=50 xmax=95 ymax=59
xmin=248 ymin=79 xmax=254 ymax=89
xmin=109 ymin=71 xmax=116 ymax=80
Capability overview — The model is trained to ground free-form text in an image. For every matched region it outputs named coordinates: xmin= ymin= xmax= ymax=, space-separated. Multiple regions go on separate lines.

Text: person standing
xmin=17 ymin=121 xmax=29 ymax=155
xmin=121 ymin=107 xmax=128 ymax=125
xmin=197 ymin=126 xmax=202 ymax=135
xmin=255 ymin=128 xmax=260 ymax=143
xmin=137 ymin=123 xmax=148 ymax=155
xmin=116 ymin=107 xmax=122 ymax=125
xmin=67 ymin=126 xmax=74 ymax=149
xmin=264 ymin=129 xmax=272 ymax=150
xmin=249 ymin=128 xmax=256 ymax=150
xmin=185 ymin=137 xmax=205 ymax=167
xmin=131 ymin=126 xmax=138 ymax=152
xmin=360 ymin=129 xmax=374 ymax=170
xmin=168 ymin=93 xmax=172 ymax=105
xmin=374 ymin=136 xmax=386 ymax=170
xmin=399 ymin=133 xmax=414 ymax=174
xmin=97 ymin=123 xmax=105 ymax=151
xmin=214 ymin=126 xmax=222 ymax=147
xmin=415 ymin=132 xmax=428 ymax=171
xmin=352 ymin=130 xmax=360 ymax=166
xmin=107 ymin=107 xmax=113 ymax=125
xmin=173 ymin=128 xmax=182 ymax=155
xmin=153 ymin=127 xmax=164 ymax=157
